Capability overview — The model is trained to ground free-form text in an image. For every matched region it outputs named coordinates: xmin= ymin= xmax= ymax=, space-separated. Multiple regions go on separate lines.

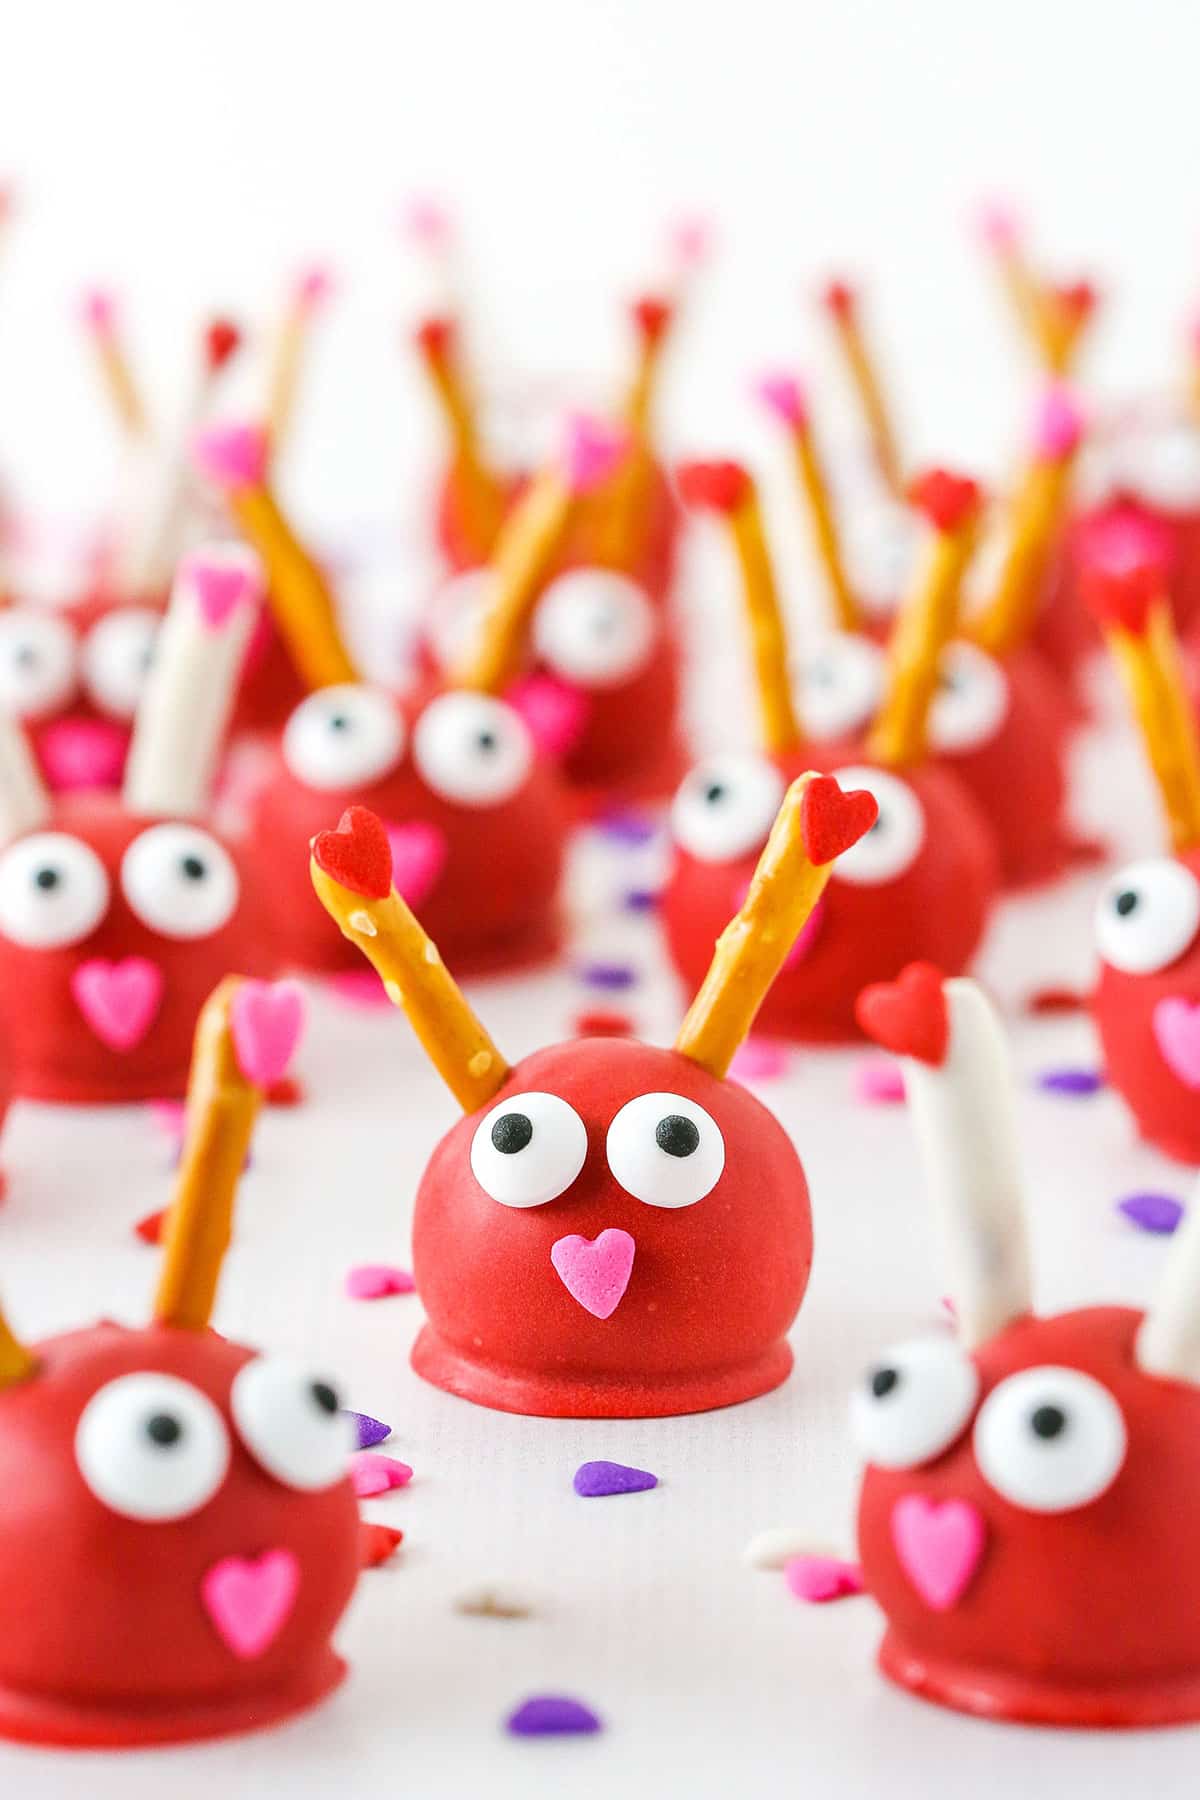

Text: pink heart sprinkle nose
xmin=507 ymin=674 xmax=591 ymax=757
xmin=891 ymin=1495 xmax=986 ymax=1611
xmin=230 ymin=980 xmax=306 ymax=1088
xmin=384 ymin=821 xmax=448 ymax=909
xmin=71 ymin=957 xmax=164 ymax=1051
xmin=1153 ymin=996 xmax=1200 ymax=1091
xmin=201 ymin=1549 xmax=300 ymax=1660
xmin=183 ymin=548 xmax=263 ymax=630
xmin=550 ymin=1229 xmax=636 ymax=1319
xmin=193 ymin=423 xmax=269 ymax=492
xmin=37 ymin=719 xmax=129 ymax=792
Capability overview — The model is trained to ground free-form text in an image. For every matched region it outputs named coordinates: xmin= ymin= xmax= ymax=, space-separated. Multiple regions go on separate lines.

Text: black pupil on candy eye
xmin=33 ymin=866 xmax=60 ymax=891
xmin=492 ymin=1112 xmax=533 ymax=1155
xmin=1115 ymin=890 xmax=1139 ymax=918
xmin=329 ymin=714 xmax=351 ymax=732
xmin=145 ymin=1412 xmax=183 ymax=1447
xmin=656 ymin=1114 xmax=700 ymax=1157
xmin=14 ymin=646 xmax=37 ymax=670
xmin=704 ymin=782 xmax=726 ymax=806
xmin=310 ymin=1381 xmax=339 ymax=1414
xmin=868 ymin=813 xmax=885 ymax=835
xmin=871 ymin=1366 xmax=899 ymax=1399
xmin=1030 ymin=1404 xmax=1067 ymax=1440
xmin=181 ymin=856 xmax=206 ymax=882
xmin=476 ymin=730 xmax=498 ymax=754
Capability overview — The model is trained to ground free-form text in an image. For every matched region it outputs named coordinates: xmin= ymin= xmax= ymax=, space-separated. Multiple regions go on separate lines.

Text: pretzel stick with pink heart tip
xmin=452 ymin=415 xmax=629 ymax=694
xmin=192 ymin=423 xmax=358 ymax=690
xmin=154 ymin=975 xmax=305 ymax=1331
xmin=821 ymin=280 xmax=904 ymax=500
xmin=757 ymin=372 xmax=861 ymax=633
xmin=122 ymin=543 xmax=262 ymax=819
xmin=674 ymin=772 xmax=878 ymax=1078
xmin=265 ymin=265 xmax=331 ymax=462
xmin=80 ymin=288 xmax=148 ymax=440
xmin=976 ymin=202 xmax=1055 ymax=367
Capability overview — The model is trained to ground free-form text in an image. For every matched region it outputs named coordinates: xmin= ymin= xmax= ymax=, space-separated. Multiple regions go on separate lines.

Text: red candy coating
xmin=411 ymin=1037 xmax=812 ymax=1417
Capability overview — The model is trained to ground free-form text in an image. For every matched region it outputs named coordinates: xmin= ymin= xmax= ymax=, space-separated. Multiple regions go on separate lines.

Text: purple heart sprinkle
xmin=506 ymin=1695 xmax=602 ymax=1738
xmin=578 ymin=961 xmax=638 ymax=992
xmin=596 ymin=808 xmax=657 ymax=847
xmin=622 ymin=887 xmax=660 ymax=914
xmin=1037 ymin=1067 xmax=1105 ymax=1097
xmin=346 ymin=1410 xmax=392 ymax=1449
xmin=573 ymin=1459 xmax=658 ymax=1497
xmin=1117 ymin=1192 xmax=1184 ymax=1235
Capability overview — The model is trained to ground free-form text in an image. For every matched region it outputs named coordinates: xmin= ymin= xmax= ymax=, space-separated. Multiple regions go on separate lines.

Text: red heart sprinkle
xmin=631 ymin=294 xmax=673 ymax=343
xmin=1053 ymin=279 xmax=1097 ymax=323
xmin=205 ymin=317 xmax=241 ymax=371
xmin=801 ymin=775 xmax=879 ymax=865
xmin=908 ymin=468 xmax=982 ymax=534
xmin=312 ymin=806 xmax=394 ymax=899
xmin=856 ymin=962 xmax=949 ymax=1066
xmin=675 ymin=460 xmax=751 ymax=514
xmin=414 ymin=315 xmax=455 ymax=359
xmin=360 ymin=1523 xmax=404 ymax=1569
xmin=822 ymin=279 xmax=856 ymax=321
xmin=1078 ymin=517 xmax=1167 ymax=635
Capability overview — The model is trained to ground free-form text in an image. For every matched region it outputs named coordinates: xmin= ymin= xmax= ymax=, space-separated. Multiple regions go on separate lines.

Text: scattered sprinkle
xmin=1117 ymin=1192 xmax=1184 ymax=1235
xmin=577 ymin=960 xmax=638 ymax=992
xmin=134 ymin=1208 xmax=165 ymax=1245
xmin=346 ymin=1264 xmax=416 ymax=1301
xmin=595 ymin=809 xmax=657 ymax=848
xmin=853 ymin=1056 xmax=905 ymax=1104
xmin=622 ymin=887 xmax=659 ymax=914
xmin=506 ymin=1696 xmax=602 ymax=1738
xmin=1037 ymin=1067 xmax=1105 ymax=1097
xmin=573 ymin=1009 xmax=636 ymax=1039
xmin=730 ymin=1037 xmax=791 ymax=1081
xmin=1026 ymin=986 xmax=1088 ymax=1016
xmin=350 ymin=1453 xmax=413 ymax=1498
xmin=456 ymin=1586 xmax=535 ymax=1620
xmin=784 ymin=1556 xmax=866 ymax=1604
xmin=347 ymin=1411 xmax=391 ymax=1449
xmin=573 ymin=1460 xmax=658 ymax=1498
xmin=361 ymin=1523 xmax=404 ymax=1568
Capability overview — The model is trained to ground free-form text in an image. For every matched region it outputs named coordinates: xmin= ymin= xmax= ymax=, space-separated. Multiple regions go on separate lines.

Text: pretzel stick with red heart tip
xmin=972 ymin=385 xmax=1085 ymax=656
xmin=976 ymin=202 xmax=1056 ymax=368
xmin=452 ymin=415 xmax=629 ymax=694
xmin=675 ymin=772 xmax=878 ymax=1078
xmin=266 ymin=265 xmax=331 ymax=461
xmin=1041 ymin=281 xmax=1098 ymax=378
xmin=757 ymin=372 xmax=861 ymax=632
xmin=677 ymin=459 xmax=803 ymax=754
xmin=192 ymin=422 xmax=358 ymax=689
xmin=1082 ymin=530 xmax=1200 ymax=852
xmin=309 ymin=810 xmax=510 ymax=1113
xmin=593 ymin=294 xmax=678 ymax=569
xmin=413 ymin=315 xmax=509 ymax=558
xmin=821 ymin=280 xmax=904 ymax=500
xmin=868 ymin=470 xmax=983 ymax=769
xmin=80 ymin=289 xmax=147 ymax=440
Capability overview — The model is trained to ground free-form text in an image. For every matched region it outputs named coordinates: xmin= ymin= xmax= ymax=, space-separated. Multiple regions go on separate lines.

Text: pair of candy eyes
xmin=0 ymin=608 xmax=158 ymax=722
xmin=673 ymin=758 xmax=924 ymax=881
xmin=283 ymin=687 xmax=533 ymax=807
xmin=799 ymin=636 xmax=1009 ymax=751
xmin=471 ymin=1090 xmax=725 ymax=1210
xmin=1094 ymin=858 xmax=1200 ymax=976
xmin=432 ymin=568 xmax=658 ymax=690
xmin=74 ymin=1360 xmax=354 ymax=1524
xmin=0 ymin=824 xmax=238 ymax=950
xmin=852 ymin=1339 xmax=1127 ymax=1514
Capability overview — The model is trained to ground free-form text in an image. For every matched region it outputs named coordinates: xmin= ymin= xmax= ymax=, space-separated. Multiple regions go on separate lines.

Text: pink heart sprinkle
xmin=507 ymin=674 xmax=591 ymax=757
xmin=1034 ymin=383 xmax=1085 ymax=461
xmin=550 ymin=1228 xmax=636 ymax=1319
xmin=1153 ymin=996 xmax=1200 ymax=1091
xmin=562 ymin=415 xmax=628 ymax=495
xmin=384 ymin=820 xmax=448 ymax=910
xmin=756 ymin=372 xmax=807 ymax=429
xmin=37 ymin=719 xmax=129 ymax=792
xmin=183 ymin=549 xmax=262 ymax=629
xmin=71 ymin=957 xmax=164 ymax=1051
xmin=230 ymin=980 xmax=306 ymax=1088
xmin=346 ymin=1263 xmax=416 ymax=1300
xmin=193 ymin=423 xmax=269 ymax=492
xmin=294 ymin=264 xmax=333 ymax=309
xmin=891 ymin=1494 xmax=986 ymax=1611
xmin=784 ymin=1555 xmax=866 ymax=1603
xmin=80 ymin=288 xmax=115 ymax=333
xmin=350 ymin=1453 xmax=413 ymax=1497
xmin=201 ymin=1548 xmax=300 ymax=1659
xmin=730 ymin=1037 xmax=791 ymax=1081
xmin=853 ymin=1055 xmax=906 ymax=1104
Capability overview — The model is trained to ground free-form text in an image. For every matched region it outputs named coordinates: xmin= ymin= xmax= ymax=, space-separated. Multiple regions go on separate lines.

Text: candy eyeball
xmin=928 ymin=642 xmax=1010 ymax=753
xmin=850 ymin=1337 xmax=980 ymax=1469
xmin=231 ymin=1358 xmax=355 ymax=1492
xmin=283 ymin=686 xmax=406 ymax=792
xmin=80 ymin=607 xmax=159 ymax=720
xmin=606 ymin=1092 xmax=725 ymax=1208
xmin=75 ymin=1372 xmax=231 ymax=1522
xmin=670 ymin=754 xmax=785 ymax=863
xmin=121 ymin=823 xmax=239 ymax=940
xmin=794 ymin=633 xmax=886 ymax=741
xmin=412 ymin=692 xmax=533 ymax=806
xmin=0 ymin=832 xmax=110 ymax=948
xmin=470 ymin=1091 xmax=589 ymax=1208
xmin=829 ymin=766 xmax=926 ymax=886
xmin=427 ymin=568 xmax=494 ymax=674
xmin=0 ymin=609 xmax=77 ymax=719
xmin=1094 ymin=858 xmax=1200 ymax=975
xmin=533 ymin=570 xmax=656 ymax=689
xmin=973 ymin=1365 xmax=1127 ymax=1514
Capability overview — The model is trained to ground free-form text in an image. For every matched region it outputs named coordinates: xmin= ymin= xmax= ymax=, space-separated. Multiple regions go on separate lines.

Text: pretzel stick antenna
xmin=975 ymin=202 xmax=1058 ymax=369
xmin=676 ymin=772 xmax=877 ymax=1077
xmin=192 ymin=422 xmax=358 ymax=690
xmin=971 ymin=385 xmax=1085 ymax=657
xmin=80 ymin=289 xmax=148 ymax=440
xmin=0 ymin=1296 xmax=36 ymax=1389
xmin=1040 ymin=281 xmax=1097 ymax=378
xmin=266 ymin=265 xmax=331 ymax=461
xmin=868 ymin=470 xmax=982 ymax=768
xmin=310 ymin=811 xmax=510 ymax=1113
xmin=821 ymin=280 xmax=904 ymax=500
xmin=593 ymin=293 xmax=679 ymax=569
xmin=0 ymin=705 xmax=51 ymax=845
xmin=677 ymin=459 xmax=803 ymax=755
xmin=452 ymin=415 xmax=628 ymax=694
xmin=413 ymin=315 xmax=509 ymax=559
xmin=123 ymin=543 xmax=261 ymax=817
xmin=757 ymin=372 xmax=861 ymax=632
